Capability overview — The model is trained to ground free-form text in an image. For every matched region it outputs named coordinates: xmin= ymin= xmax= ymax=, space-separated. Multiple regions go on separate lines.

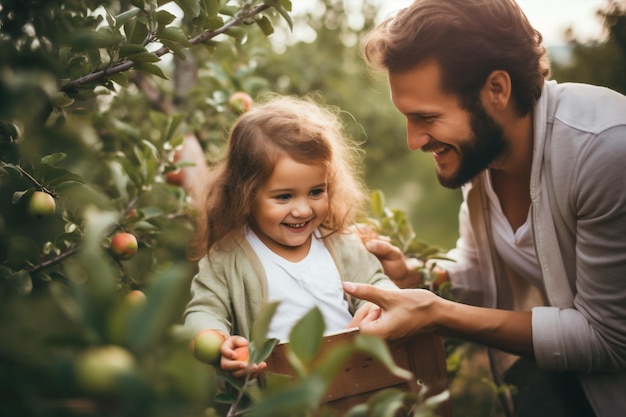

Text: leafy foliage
xmin=0 ymin=1 xmax=452 ymax=416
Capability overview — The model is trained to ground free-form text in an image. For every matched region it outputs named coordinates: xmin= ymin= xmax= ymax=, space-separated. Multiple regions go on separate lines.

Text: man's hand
xmin=342 ymin=281 xmax=441 ymax=339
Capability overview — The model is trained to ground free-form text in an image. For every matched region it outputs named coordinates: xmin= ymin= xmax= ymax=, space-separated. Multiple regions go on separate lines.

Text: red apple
xmin=165 ymin=169 xmax=184 ymax=186
xmin=233 ymin=345 xmax=250 ymax=363
xmin=74 ymin=345 xmax=137 ymax=396
xmin=228 ymin=91 xmax=253 ymax=113
xmin=190 ymin=329 xmax=226 ymax=364
xmin=110 ymin=232 xmax=138 ymax=260
xmin=27 ymin=191 xmax=56 ymax=218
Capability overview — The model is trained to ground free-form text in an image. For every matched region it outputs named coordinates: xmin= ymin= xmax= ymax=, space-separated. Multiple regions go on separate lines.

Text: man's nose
xmin=407 ymin=127 xmax=431 ymax=151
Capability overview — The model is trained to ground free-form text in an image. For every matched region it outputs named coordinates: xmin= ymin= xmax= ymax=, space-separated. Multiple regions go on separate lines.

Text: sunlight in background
xmin=373 ymin=0 xmax=608 ymax=46
xmin=290 ymin=0 xmax=608 ymax=47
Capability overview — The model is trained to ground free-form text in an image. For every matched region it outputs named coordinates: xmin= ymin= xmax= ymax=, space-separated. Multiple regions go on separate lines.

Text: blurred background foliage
xmin=1 ymin=0 xmax=625 ymax=416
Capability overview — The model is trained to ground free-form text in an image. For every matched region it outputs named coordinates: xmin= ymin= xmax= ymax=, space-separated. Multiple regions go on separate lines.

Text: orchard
xmin=0 ymin=1 xmax=452 ymax=416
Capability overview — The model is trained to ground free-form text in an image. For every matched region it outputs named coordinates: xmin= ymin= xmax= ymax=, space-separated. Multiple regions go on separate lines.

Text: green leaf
xmin=41 ymin=153 xmax=67 ymax=165
xmin=12 ymin=190 xmax=29 ymax=204
xmin=288 ymin=307 xmax=324 ymax=364
xmin=251 ymin=301 xmax=279 ymax=348
xmin=119 ymin=44 xmax=148 ymax=58
xmin=224 ymin=27 xmax=247 ymax=43
xmin=370 ymin=189 xmax=386 ymax=218
xmin=124 ymin=19 xmax=150 ymax=45
xmin=5 ymin=269 xmax=33 ymax=295
xmin=366 ymin=389 xmax=408 ymax=417
xmin=247 ymin=374 xmax=328 ymax=417
xmin=205 ymin=16 xmax=225 ymax=30
xmin=354 ymin=334 xmax=413 ymax=381
xmin=0 ymin=163 xmax=23 ymax=178
xmin=164 ymin=114 xmax=184 ymax=143
xmin=128 ymin=263 xmax=194 ymax=351
xmin=252 ymin=337 xmax=280 ymax=365
xmin=175 ymin=0 xmax=201 ymax=18
xmin=202 ymin=0 xmax=221 ymax=17
xmin=114 ymin=7 xmax=141 ymax=29
xmin=133 ymin=62 xmax=169 ymax=79
xmin=269 ymin=1 xmax=293 ymax=31
xmin=127 ymin=51 xmax=160 ymax=63
xmin=157 ymin=26 xmax=192 ymax=47
xmin=255 ymin=16 xmax=274 ymax=36
xmin=156 ymin=9 xmax=177 ymax=26
xmin=106 ymin=71 xmax=129 ymax=87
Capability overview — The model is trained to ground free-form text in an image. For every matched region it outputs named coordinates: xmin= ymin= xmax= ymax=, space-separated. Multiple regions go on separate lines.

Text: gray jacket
xmin=444 ymin=80 xmax=626 ymax=417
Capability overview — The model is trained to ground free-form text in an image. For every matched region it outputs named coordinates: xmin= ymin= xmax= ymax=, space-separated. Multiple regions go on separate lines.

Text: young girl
xmin=183 ymin=95 xmax=396 ymax=378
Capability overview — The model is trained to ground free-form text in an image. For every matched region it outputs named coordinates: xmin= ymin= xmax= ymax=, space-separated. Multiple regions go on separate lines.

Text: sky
xmin=377 ymin=0 xmax=609 ymax=46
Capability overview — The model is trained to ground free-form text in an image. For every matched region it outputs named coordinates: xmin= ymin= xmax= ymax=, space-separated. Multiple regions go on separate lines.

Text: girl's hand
xmin=347 ymin=302 xmax=382 ymax=329
xmin=220 ymin=335 xmax=266 ymax=379
xmin=364 ymin=239 xmax=423 ymax=289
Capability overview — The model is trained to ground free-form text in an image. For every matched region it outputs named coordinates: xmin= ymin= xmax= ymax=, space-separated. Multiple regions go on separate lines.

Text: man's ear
xmin=481 ymin=70 xmax=512 ymax=110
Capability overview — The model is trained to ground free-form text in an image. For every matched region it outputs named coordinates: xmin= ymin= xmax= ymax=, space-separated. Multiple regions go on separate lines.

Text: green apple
xmin=107 ymin=290 xmax=146 ymax=344
xmin=27 ymin=191 xmax=56 ymax=218
xmin=110 ymin=232 xmax=138 ymax=260
xmin=191 ymin=329 xmax=226 ymax=364
xmin=74 ymin=345 xmax=137 ymax=396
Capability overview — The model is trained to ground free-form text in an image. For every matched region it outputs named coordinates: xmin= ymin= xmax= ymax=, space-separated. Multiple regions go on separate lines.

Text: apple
xmin=165 ymin=169 xmax=184 ymax=186
xmin=27 ymin=191 xmax=56 ymax=218
xmin=190 ymin=329 xmax=226 ymax=364
xmin=125 ymin=289 xmax=146 ymax=305
xmin=110 ymin=232 xmax=138 ymax=260
xmin=233 ymin=345 xmax=250 ymax=363
xmin=228 ymin=91 xmax=253 ymax=113
xmin=74 ymin=345 xmax=137 ymax=396
xmin=107 ymin=290 xmax=146 ymax=344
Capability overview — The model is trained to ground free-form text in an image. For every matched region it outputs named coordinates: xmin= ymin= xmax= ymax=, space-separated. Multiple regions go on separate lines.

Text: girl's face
xmin=250 ymin=155 xmax=329 ymax=261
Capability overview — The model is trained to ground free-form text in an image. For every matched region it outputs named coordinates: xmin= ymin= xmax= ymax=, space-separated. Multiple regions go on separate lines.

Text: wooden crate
xmin=262 ymin=329 xmax=452 ymax=416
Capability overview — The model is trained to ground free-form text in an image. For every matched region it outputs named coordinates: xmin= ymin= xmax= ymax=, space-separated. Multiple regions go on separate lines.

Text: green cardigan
xmin=183 ymin=230 xmax=397 ymax=338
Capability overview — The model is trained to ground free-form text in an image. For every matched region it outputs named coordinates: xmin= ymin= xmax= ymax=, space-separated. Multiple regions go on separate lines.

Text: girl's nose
xmin=292 ymin=199 xmax=313 ymax=217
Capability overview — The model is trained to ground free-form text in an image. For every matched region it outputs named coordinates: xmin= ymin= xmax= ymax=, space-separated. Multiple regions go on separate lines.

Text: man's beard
xmin=437 ymin=99 xmax=509 ymax=189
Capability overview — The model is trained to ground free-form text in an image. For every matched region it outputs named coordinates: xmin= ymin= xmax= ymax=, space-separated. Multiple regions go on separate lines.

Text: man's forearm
xmin=435 ymin=299 xmax=534 ymax=358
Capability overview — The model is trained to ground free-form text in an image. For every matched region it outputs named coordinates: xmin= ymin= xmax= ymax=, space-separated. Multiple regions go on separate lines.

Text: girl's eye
xmin=310 ymin=188 xmax=325 ymax=198
xmin=275 ymin=194 xmax=291 ymax=202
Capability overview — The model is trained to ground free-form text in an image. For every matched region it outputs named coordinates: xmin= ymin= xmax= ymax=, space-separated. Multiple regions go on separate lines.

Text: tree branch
xmin=60 ymin=3 xmax=271 ymax=93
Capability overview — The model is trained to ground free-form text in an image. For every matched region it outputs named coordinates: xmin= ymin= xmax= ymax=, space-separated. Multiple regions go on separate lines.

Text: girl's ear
xmin=481 ymin=70 xmax=512 ymax=111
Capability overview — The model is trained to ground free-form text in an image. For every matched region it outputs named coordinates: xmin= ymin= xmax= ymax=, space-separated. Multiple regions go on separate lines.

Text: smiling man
xmin=342 ymin=1 xmax=626 ymax=416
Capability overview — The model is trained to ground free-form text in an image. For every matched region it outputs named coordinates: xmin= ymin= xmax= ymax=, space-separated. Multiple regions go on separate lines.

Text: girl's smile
xmin=250 ymin=156 xmax=329 ymax=262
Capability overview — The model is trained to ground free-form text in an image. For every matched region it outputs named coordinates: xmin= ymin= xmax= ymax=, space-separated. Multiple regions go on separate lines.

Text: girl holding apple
xmin=183 ymin=95 xmax=396 ymax=379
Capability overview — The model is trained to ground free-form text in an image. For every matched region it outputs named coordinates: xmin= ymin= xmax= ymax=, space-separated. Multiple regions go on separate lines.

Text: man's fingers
xmin=343 ymin=282 xmax=389 ymax=309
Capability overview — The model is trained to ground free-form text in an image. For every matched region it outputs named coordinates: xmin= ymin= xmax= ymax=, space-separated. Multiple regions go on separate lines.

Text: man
xmin=342 ymin=1 xmax=626 ymax=416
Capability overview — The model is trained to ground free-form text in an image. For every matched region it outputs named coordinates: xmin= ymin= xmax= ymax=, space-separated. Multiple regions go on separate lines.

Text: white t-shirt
xmin=245 ymin=227 xmax=352 ymax=341
xmin=485 ymin=172 xmax=542 ymax=289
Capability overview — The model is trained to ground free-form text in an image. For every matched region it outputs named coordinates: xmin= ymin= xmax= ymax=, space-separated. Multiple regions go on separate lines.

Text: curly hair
xmin=362 ymin=0 xmax=551 ymax=116
xmin=191 ymin=95 xmax=367 ymax=259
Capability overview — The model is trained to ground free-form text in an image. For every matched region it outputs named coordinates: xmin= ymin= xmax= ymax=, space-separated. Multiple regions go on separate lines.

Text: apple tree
xmin=0 ymin=0 xmax=294 ymax=415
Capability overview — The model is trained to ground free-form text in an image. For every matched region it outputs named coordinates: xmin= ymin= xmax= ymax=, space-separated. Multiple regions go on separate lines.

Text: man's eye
xmin=411 ymin=115 xmax=436 ymax=124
